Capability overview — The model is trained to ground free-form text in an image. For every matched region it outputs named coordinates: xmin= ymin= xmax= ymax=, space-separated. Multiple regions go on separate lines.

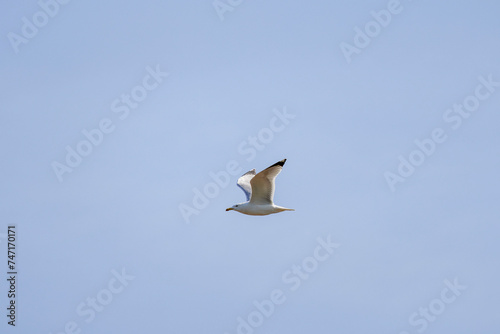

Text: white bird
xmin=226 ymin=159 xmax=294 ymax=215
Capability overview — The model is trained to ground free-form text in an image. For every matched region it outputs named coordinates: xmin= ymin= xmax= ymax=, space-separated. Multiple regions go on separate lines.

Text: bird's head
xmin=226 ymin=204 xmax=242 ymax=212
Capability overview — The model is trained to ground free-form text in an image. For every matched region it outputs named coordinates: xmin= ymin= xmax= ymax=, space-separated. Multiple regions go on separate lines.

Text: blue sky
xmin=1 ymin=1 xmax=500 ymax=333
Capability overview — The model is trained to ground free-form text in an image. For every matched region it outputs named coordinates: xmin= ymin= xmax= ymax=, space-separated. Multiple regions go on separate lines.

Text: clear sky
xmin=1 ymin=1 xmax=500 ymax=333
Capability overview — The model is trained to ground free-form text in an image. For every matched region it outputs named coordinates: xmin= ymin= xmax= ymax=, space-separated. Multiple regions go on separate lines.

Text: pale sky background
xmin=1 ymin=1 xmax=500 ymax=333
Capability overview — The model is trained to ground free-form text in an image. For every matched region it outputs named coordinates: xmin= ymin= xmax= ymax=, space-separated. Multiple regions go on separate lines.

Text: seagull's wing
xmin=249 ymin=159 xmax=286 ymax=205
xmin=237 ymin=169 xmax=256 ymax=201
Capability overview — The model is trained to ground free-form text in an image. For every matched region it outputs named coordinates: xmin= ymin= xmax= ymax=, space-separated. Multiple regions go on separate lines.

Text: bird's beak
xmin=226 ymin=208 xmax=233 ymax=211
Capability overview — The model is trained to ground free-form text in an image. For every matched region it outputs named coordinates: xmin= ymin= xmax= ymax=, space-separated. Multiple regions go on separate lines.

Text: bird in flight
xmin=226 ymin=159 xmax=294 ymax=215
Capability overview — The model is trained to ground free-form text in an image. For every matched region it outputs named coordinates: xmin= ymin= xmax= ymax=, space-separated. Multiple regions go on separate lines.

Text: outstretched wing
xmin=249 ymin=159 xmax=286 ymax=205
xmin=237 ymin=169 xmax=256 ymax=201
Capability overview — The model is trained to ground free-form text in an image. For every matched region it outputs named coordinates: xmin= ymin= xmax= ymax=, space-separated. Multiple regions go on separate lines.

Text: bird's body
xmin=226 ymin=159 xmax=294 ymax=216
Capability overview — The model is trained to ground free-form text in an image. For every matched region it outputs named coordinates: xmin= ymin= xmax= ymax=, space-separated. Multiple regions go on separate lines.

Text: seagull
xmin=226 ymin=159 xmax=294 ymax=215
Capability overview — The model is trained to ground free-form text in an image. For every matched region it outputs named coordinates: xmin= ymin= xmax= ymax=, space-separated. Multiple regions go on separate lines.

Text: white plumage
xmin=226 ymin=159 xmax=294 ymax=216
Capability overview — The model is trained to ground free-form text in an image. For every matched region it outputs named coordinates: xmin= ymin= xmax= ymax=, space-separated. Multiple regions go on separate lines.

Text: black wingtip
xmin=271 ymin=159 xmax=286 ymax=168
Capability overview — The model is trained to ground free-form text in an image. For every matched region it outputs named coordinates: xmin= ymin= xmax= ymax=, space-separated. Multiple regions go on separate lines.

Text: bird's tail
xmin=278 ymin=207 xmax=295 ymax=212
